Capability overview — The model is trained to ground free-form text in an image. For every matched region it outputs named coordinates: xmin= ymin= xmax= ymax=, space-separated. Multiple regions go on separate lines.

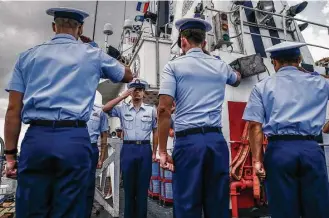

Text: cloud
xmin=0 ymin=98 xmax=8 ymax=118
xmin=322 ymin=1 xmax=329 ymax=15
xmin=0 ymin=1 xmax=140 ymax=150
xmin=0 ymin=1 xmax=138 ymax=99
xmin=295 ymin=7 xmax=329 ymax=61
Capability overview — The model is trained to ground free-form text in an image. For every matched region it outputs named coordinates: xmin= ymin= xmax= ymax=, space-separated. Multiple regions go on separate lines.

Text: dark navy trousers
xmin=120 ymin=143 xmax=152 ymax=218
xmin=16 ymin=126 xmax=92 ymax=218
xmin=264 ymin=140 xmax=329 ymax=218
xmin=85 ymin=145 xmax=99 ymax=218
xmin=172 ymin=132 xmax=230 ymax=218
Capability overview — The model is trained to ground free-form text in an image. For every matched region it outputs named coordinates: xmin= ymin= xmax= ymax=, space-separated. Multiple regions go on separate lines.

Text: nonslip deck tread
xmin=0 ymin=202 xmax=15 ymax=218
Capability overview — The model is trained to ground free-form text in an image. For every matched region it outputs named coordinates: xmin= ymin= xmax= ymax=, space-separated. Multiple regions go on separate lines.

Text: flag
xmin=136 ymin=1 xmax=150 ymax=13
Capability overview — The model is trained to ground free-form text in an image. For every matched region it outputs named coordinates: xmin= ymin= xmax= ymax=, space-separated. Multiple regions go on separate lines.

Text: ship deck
xmin=92 ymin=188 xmax=173 ymax=218
xmin=92 ymin=189 xmax=271 ymax=218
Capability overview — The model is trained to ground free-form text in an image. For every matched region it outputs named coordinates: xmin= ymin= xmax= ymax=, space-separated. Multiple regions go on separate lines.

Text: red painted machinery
xmin=228 ymin=101 xmax=268 ymax=218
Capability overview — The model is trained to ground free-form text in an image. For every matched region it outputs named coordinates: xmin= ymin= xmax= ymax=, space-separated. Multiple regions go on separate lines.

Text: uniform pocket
xmin=88 ymin=119 xmax=99 ymax=133
xmin=141 ymin=116 xmax=152 ymax=131
xmin=123 ymin=115 xmax=134 ymax=130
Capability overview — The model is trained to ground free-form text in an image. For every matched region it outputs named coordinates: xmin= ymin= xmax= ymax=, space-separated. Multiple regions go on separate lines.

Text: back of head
xmin=180 ymin=29 xmax=206 ymax=47
xmin=266 ymin=41 xmax=306 ymax=71
xmin=54 ymin=17 xmax=80 ymax=31
xmin=175 ymin=18 xmax=211 ymax=53
xmin=47 ymin=7 xmax=89 ymax=39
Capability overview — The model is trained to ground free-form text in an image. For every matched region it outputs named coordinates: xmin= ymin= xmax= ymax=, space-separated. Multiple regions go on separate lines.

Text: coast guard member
xmin=158 ymin=18 xmax=241 ymax=218
xmin=103 ymin=79 xmax=158 ymax=218
xmin=115 ymin=127 xmax=123 ymax=139
xmin=86 ymin=103 xmax=109 ymax=218
xmin=4 ymin=7 xmax=132 ymax=218
xmin=243 ymin=41 xmax=329 ymax=218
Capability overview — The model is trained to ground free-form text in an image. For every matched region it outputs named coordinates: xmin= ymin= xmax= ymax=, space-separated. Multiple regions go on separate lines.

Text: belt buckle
xmin=136 ymin=141 xmax=141 ymax=145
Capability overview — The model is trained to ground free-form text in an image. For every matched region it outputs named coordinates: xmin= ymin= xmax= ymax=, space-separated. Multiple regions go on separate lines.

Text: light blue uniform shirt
xmin=6 ymin=34 xmax=124 ymax=123
xmin=87 ymin=105 xmax=109 ymax=143
xmin=170 ymin=114 xmax=175 ymax=130
xmin=159 ymin=48 xmax=238 ymax=132
xmin=109 ymin=103 xmax=157 ymax=141
xmin=243 ymin=66 xmax=329 ymax=136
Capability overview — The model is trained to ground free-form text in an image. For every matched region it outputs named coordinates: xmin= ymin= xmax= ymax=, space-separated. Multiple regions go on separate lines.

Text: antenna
xmin=92 ymin=0 xmax=99 ymax=41
xmin=103 ymin=23 xmax=113 ymax=49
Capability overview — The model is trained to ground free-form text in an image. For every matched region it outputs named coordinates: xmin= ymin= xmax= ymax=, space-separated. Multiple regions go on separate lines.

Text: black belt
xmin=123 ymin=140 xmax=150 ymax=145
xmin=175 ymin=127 xmax=222 ymax=138
xmin=268 ymin=135 xmax=316 ymax=141
xmin=28 ymin=120 xmax=87 ymax=128
xmin=91 ymin=143 xmax=97 ymax=146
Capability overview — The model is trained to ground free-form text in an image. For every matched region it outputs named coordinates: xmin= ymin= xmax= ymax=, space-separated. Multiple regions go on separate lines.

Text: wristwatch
xmin=4 ymin=148 xmax=18 ymax=155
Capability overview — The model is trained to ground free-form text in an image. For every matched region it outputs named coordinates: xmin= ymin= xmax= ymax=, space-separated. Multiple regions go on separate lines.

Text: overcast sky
xmin=0 ymin=0 xmax=329 ymax=144
xmin=0 ymin=0 xmax=139 ymax=144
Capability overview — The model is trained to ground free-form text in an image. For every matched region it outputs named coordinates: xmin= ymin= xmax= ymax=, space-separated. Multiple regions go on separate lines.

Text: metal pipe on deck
xmin=230 ymin=179 xmax=253 ymax=218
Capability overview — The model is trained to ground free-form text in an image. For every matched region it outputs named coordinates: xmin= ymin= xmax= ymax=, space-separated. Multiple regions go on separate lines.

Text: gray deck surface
xmin=92 ymin=188 xmax=173 ymax=218
xmin=91 ymin=189 xmax=271 ymax=218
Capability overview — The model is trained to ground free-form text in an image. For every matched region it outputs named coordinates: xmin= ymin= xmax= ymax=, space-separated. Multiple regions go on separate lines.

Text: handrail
xmin=238 ymin=5 xmax=329 ymax=29
xmin=203 ymin=4 xmax=329 ymax=54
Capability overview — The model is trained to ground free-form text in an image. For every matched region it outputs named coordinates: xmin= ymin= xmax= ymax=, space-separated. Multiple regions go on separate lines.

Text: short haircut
xmin=273 ymin=55 xmax=301 ymax=65
xmin=180 ymin=29 xmax=206 ymax=46
xmin=54 ymin=17 xmax=80 ymax=29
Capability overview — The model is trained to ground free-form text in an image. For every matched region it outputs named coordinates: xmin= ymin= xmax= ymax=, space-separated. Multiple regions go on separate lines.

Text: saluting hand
xmin=121 ymin=88 xmax=135 ymax=98
xmin=254 ymin=161 xmax=266 ymax=181
xmin=80 ymin=35 xmax=92 ymax=43
xmin=159 ymin=152 xmax=174 ymax=172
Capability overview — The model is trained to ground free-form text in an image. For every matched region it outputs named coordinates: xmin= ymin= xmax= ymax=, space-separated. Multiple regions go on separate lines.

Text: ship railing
xmin=203 ymin=5 xmax=329 ymax=55
xmin=94 ymin=138 xmax=122 ymax=218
